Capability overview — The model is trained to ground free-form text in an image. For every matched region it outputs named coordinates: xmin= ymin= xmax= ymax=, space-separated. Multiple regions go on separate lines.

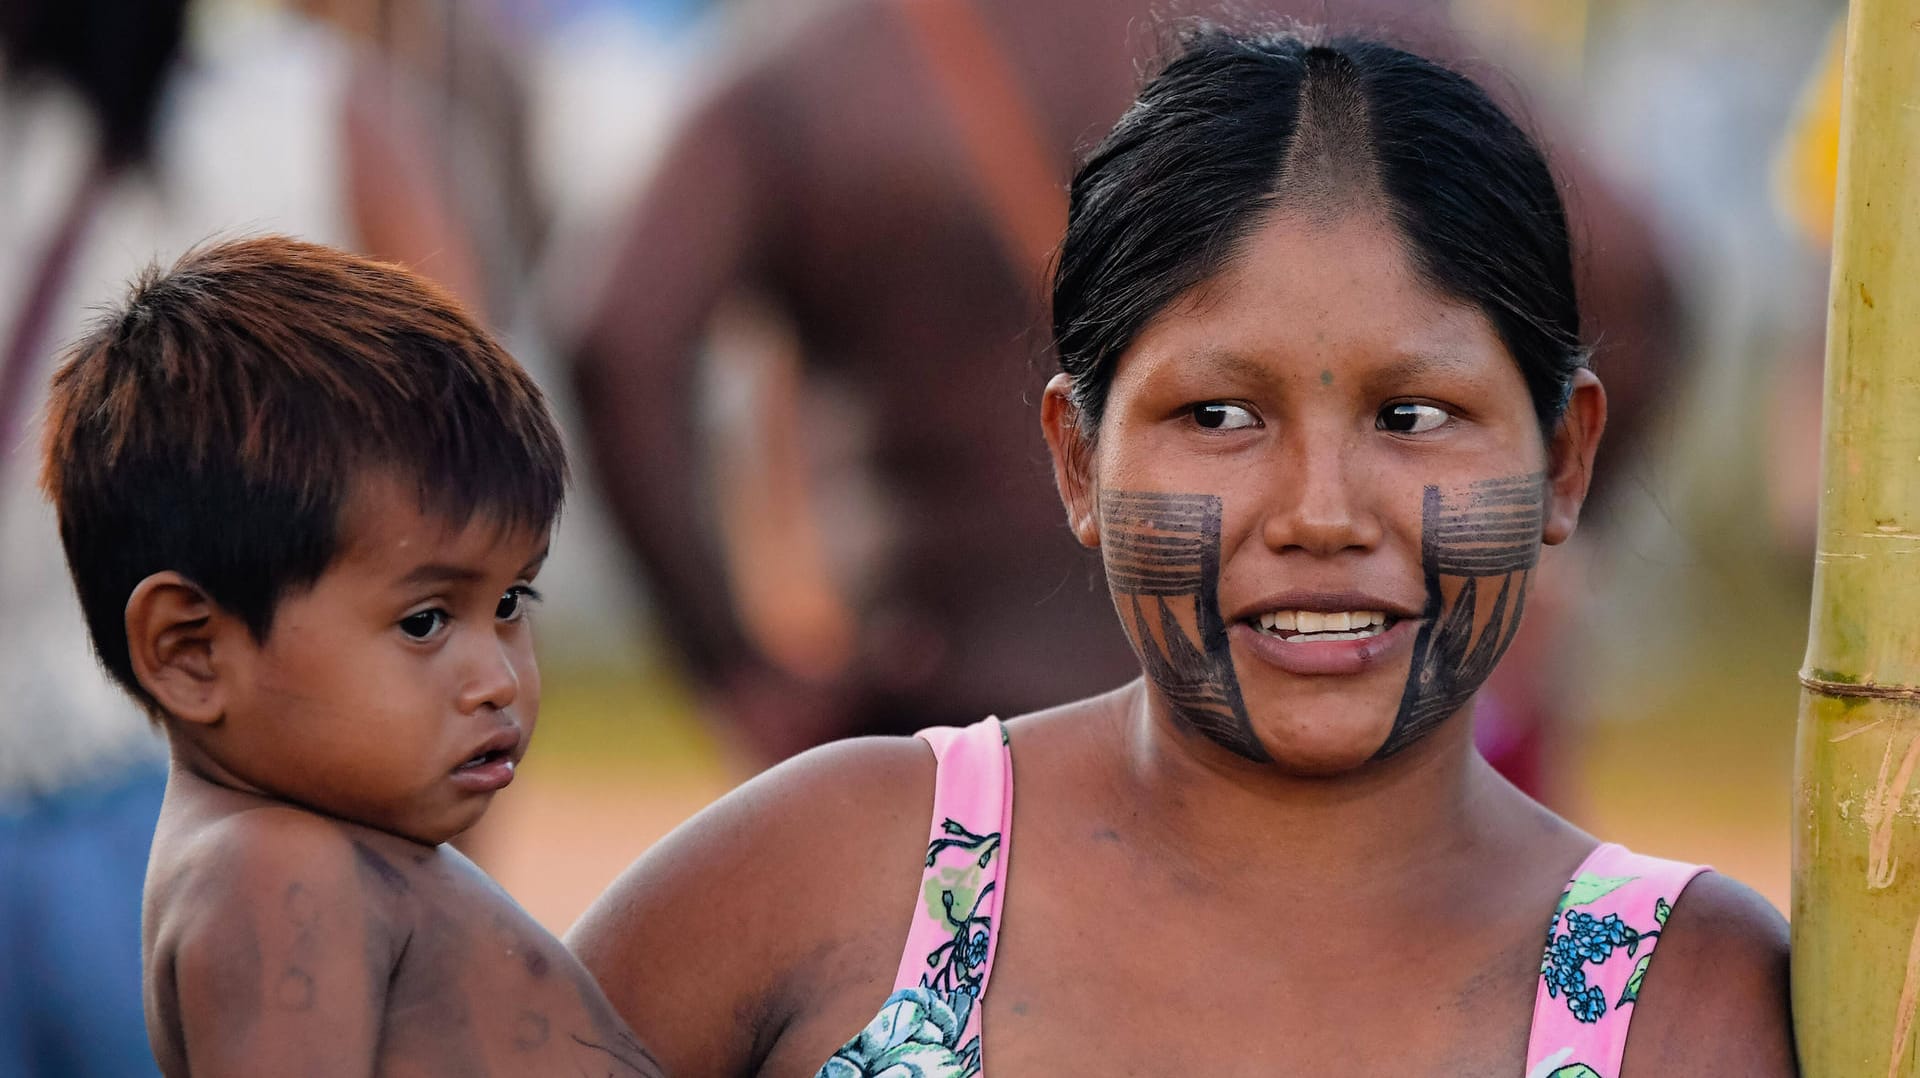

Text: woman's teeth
xmin=1254 ymin=609 xmax=1388 ymax=641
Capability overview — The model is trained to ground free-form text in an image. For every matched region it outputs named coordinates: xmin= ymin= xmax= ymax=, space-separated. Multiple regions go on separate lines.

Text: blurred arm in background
xmin=562 ymin=64 xmax=830 ymax=749
xmin=341 ymin=54 xmax=488 ymax=314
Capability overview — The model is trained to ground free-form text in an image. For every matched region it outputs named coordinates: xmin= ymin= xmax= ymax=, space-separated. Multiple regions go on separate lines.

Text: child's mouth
xmin=457 ymin=748 xmax=511 ymax=770
xmin=451 ymin=728 xmax=523 ymax=793
xmin=1249 ymin=609 xmax=1392 ymax=642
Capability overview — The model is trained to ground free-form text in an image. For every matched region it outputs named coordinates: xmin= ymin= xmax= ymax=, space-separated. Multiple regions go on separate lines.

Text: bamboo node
xmin=1802 ymin=674 xmax=1920 ymax=700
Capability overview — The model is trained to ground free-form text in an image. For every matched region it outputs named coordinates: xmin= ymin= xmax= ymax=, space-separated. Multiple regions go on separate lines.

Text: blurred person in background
xmin=557 ymin=0 xmax=1681 ymax=791
xmin=294 ymin=0 xmax=550 ymax=315
xmin=0 ymin=0 xmax=482 ymax=1070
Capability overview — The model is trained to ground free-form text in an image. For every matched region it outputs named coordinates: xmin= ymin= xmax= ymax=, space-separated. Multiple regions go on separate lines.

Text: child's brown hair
xmin=41 ymin=235 xmax=567 ymax=714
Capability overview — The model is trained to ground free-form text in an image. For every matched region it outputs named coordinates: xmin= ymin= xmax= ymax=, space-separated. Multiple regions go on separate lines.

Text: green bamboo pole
xmin=1794 ymin=2 xmax=1920 ymax=1074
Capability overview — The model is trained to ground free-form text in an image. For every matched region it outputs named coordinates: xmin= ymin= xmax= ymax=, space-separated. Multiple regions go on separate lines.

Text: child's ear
xmin=1542 ymin=368 xmax=1608 ymax=546
xmin=124 ymin=572 xmax=239 ymax=726
xmin=1041 ymin=374 xmax=1101 ymax=548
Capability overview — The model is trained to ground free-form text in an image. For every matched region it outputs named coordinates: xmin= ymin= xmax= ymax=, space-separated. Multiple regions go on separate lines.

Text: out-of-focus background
xmin=0 ymin=0 xmax=1845 ymax=1071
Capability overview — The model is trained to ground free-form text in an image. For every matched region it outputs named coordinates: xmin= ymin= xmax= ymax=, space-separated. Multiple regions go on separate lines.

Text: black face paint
xmin=1102 ymin=490 xmax=1269 ymax=762
xmin=1378 ymin=473 xmax=1545 ymax=758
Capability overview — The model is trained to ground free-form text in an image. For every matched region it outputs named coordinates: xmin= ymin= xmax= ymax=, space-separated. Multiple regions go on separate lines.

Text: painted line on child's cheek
xmin=1376 ymin=472 xmax=1544 ymax=759
xmin=1102 ymin=489 xmax=1268 ymax=762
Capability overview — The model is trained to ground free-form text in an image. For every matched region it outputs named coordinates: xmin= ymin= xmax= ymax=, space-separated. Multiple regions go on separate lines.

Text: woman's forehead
xmin=1115 ymin=211 xmax=1509 ymax=387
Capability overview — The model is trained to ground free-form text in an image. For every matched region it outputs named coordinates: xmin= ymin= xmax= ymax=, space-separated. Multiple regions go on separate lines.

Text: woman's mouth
xmin=1233 ymin=608 xmax=1418 ymax=676
xmin=1250 ymin=609 xmax=1392 ymax=642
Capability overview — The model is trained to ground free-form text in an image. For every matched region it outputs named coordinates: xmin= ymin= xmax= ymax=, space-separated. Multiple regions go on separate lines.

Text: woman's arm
xmin=1618 ymin=872 xmax=1796 ymax=1075
xmin=567 ymin=736 xmax=935 ymax=1078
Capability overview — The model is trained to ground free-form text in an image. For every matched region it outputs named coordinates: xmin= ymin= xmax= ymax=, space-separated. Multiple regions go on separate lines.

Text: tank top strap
xmin=815 ymin=723 xmax=1009 ymax=1078
xmin=888 ymin=716 xmax=1014 ymax=1001
xmin=1524 ymin=842 xmax=1709 ymax=1078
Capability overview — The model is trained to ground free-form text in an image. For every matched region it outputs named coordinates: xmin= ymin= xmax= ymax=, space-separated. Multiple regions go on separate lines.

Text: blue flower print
xmin=965 ymin=930 xmax=989 ymax=969
xmin=1570 ymin=984 xmax=1608 ymax=1023
xmin=1540 ymin=897 xmax=1663 ymax=1023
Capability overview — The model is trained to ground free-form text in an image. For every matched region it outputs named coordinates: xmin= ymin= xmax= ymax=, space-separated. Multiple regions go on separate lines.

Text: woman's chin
xmin=1242 ymin=708 xmax=1399 ymax=776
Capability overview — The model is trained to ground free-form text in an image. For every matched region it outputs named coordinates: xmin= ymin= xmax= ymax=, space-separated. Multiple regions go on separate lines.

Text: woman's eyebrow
xmin=1185 ymin=347 xmax=1272 ymax=381
xmin=1369 ymin=348 xmax=1486 ymax=382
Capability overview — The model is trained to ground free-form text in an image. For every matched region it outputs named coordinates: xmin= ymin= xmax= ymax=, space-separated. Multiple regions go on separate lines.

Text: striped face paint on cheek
xmin=1101 ymin=490 xmax=1269 ymax=762
xmin=1377 ymin=472 xmax=1545 ymax=758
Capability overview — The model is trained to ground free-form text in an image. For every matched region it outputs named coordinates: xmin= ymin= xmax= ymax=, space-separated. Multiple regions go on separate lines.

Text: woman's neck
xmin=1101 ymin=679 xmax=1547 ymax=904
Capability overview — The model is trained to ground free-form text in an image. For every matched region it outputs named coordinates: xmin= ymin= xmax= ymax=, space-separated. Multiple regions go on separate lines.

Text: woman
xmin=570 ymin=27 xmax=1793 ymax=1077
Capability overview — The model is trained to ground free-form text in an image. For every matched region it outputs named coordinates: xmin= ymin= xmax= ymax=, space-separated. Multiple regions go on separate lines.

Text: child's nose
xmin=457 ymin=636 xmax=521 ymax=713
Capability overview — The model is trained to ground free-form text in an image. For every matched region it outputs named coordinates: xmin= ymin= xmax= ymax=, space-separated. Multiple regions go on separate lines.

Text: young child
xmin=39 ymin=236 xmax=664 ymax=1076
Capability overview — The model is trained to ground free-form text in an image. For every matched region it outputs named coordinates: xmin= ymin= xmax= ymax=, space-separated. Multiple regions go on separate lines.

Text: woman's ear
xmin=1542 ymin=368 xmax=1607 ymax=546
xmin=1041 ymin=374 xmax=1101 ymax=548
xmin=125 ymin=572 xmax=238 ymax=726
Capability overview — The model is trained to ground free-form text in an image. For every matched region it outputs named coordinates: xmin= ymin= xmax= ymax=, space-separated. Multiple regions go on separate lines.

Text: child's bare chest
xmin=372 ymin=861 xmax=660 ymax=1076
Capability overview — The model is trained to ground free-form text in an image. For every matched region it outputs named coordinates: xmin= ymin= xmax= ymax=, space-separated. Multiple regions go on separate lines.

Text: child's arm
xmin=163 ymin=811 xmax=399 ymax=1077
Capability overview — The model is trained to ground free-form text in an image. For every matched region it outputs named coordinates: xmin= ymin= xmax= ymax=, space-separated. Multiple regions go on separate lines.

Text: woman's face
xmin=1045 ymin=208 xmax=1603 ymax=774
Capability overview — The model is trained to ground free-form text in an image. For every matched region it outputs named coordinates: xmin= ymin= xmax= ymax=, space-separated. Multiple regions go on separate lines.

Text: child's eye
xmin=1378 ymin=402 xmax=1451 ymax=434
xmin=399 ymin=608 xmax=449 ymax=641
xmin=497 ymin=585 xmax=542 ymax=623
xmin=1190 ymin=402 xmax=1259 ymax=431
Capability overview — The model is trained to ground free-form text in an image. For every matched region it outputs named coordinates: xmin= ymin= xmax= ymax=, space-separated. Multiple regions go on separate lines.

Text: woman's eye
xmin=1378 ymin=402 xmax=1451 ymax=434
xmin=497 ymin=585 xmax=542 ymax=623
xmin=399 ymin=609 xmax=448 ymax=641
xmin=1191 ymin=403 xmax=1258 ymax=431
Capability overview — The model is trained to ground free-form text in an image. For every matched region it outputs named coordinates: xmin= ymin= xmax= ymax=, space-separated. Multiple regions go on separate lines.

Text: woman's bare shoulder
xmin=568 ymin=735 xmax=936 ymax=1078
xmin=1620 ymin=871 xmax=1795 ymax=1076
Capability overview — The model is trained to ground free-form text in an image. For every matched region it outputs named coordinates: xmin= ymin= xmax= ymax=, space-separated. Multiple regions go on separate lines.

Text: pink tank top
xmin=813 ymin=718 xmax=1705 ymax=1078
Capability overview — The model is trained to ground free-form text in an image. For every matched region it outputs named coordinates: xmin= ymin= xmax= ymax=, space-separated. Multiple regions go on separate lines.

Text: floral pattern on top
xmin=1524 ymin=846 xmax=1707 ymax=1078
xmin=817 ymin=986 xmax=979 ymax=1078
xmin=920 ymin=820 xmax=1000 ymax=999
xmin=815 ymin=720 xmax=1011 ymax=1078
xmin=1539 ymin=875 xmax=1673 ymax=1023
xmin=817 ymin=818 xmax=998 ymax=1078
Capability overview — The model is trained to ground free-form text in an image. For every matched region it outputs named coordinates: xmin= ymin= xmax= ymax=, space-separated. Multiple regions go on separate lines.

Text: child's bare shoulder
xmin=154 ymin=802 xmax=416 ymax=927
xmin=145 ymin=804 xmax=412 ymax=1077
xmin=155 ymin=803 xmax=390 ymax=914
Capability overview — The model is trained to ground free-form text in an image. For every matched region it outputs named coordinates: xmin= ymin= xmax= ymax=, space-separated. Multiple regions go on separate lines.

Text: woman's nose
xmin=1257 ymin=434 xmax=1383 ymax=556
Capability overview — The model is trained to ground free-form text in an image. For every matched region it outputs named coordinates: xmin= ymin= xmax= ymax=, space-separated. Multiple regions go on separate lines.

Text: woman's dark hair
xmin=1052 ymin=26 xmax=1585 ymax=435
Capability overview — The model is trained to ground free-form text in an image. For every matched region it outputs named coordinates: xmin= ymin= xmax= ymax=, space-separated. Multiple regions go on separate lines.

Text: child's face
xmin=207 ymin=475 xmax=549 ymax=845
